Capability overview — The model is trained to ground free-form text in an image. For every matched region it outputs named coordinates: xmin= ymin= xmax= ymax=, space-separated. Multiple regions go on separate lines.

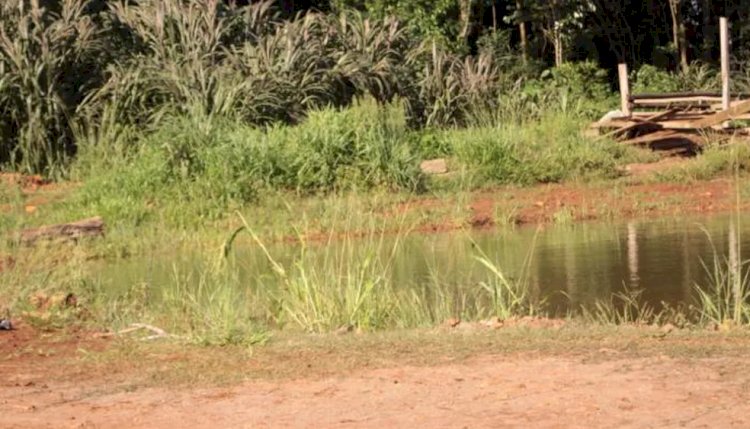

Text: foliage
xmin=0 ymin=0 xmax=100 ymax=174
xmin=631 ymin=63 xmax=720 ymax=94
xmin=73 ymin=102 xmax=424 ymax=225
xmin=446 ymin=113 xmax=630 ymax=186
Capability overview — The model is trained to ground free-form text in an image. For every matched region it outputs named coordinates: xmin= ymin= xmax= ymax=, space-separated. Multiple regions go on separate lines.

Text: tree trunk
xmin=551 ymin=0 xmax=563 ymax=66
xmin=492 ymin=1 xmax=497 ymax=33
xmin=668 ymin=0 xmax=688 ymax=72
xmin=678 ymin=17 xmax=689 ymax=71
xmin=517 ymin=0 xmax=528 ymax=64
xmin=459 ymin=0 xmax=472 ymax=47
xmin=554 ymin=25 xmax=563 ymax=67
xmin=701 ymin=0 xmax=713 ymax=61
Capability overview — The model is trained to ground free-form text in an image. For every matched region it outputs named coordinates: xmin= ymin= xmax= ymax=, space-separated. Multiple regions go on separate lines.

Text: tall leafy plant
xmin=0 ymin=0 xmax=99 ymax=174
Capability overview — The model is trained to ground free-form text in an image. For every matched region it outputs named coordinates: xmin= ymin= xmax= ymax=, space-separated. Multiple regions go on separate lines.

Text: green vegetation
xmin=1 ymin=0 xmax=748 ymax=229
xmin=3 ymin=0 xmax=750 ymax=348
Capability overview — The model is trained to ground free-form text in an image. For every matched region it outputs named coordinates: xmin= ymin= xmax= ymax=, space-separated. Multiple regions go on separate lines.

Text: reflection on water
xmin=93 ymin=214 xmax=750 ymax=315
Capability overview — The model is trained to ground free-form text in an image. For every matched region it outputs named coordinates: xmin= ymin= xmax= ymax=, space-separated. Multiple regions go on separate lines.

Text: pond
xmin=93 ymin=214 xmax=750 ymax=317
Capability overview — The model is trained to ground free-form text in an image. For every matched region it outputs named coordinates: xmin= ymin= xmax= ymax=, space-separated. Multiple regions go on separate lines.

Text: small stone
xmin=420 ymin=159 xmax=448 ymax=175
xmin=335 ymin=324 xmax=354 ymax=335
xmin=0 ymin=319 xmax=12 ymax=330
xmin=443 ymin=318 xmax=461 ymax=328
xmin=481 ymin=317 xmax=503 ymax=329
xmin=660 ymin=323 xmax=676 ymax=334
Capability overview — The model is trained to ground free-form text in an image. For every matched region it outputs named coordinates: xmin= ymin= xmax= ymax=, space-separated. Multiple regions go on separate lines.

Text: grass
xmin=651 ymin=142 xmax=750 ymax=183
xmin=50 ymin=99 xmax=655 ymax=229
xmin=693 ymin=149 xmax=750 ymax=327
xmin=695 ymin=253 xmax=750 ymax=327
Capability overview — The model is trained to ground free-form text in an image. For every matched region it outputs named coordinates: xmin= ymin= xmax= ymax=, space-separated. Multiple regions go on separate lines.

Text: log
xmin=630 ymin=92 xmax=750 ymax=100
xmin=592 ymin=118 xmax=747 ymax=130
xmin=621 ymin=130 xmax=682 ymax=145
xmin=621 ymin=131 xmax=702 ymax=146
xmin=631 ymin=96 xmax=722 ymax=107
xmin=18 ymin=217 xmax=105 ymax=245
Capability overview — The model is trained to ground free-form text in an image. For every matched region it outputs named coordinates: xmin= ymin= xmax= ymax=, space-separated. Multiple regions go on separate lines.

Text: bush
xmin=446 ymin=114 xmax=631 ymax=185
xmin=74 ymin=103 xmax=424 ymax=224
xmin=632 ymin=63 xmax=720 ymax=94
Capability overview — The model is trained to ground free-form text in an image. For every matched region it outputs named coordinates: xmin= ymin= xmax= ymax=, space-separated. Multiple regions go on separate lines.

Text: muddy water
xmin=96 ymin=214 xmax=750 ymax=315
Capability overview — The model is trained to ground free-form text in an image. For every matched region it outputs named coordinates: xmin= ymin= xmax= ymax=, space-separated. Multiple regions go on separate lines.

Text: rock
xmin=420 ymin=159 xmax=448 ymax=175
xmin=335 ymin=324 xmax=354 ymax=335
xmin=0 ymin=319 xmax=12 ymax=330
xmin=443 ymin=318 xmax=461 ymax=328
xmin=480 ymin=317 xmax=504 ymax=329
xmin=597 ymin=110 xmax=627 ymax=124
xmin=660 ymin=323 xmax=676 ymax=334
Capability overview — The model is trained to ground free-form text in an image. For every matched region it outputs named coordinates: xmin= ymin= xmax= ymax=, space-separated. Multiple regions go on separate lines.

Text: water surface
xmin=94 ymin=214 xmax=750 ymax=315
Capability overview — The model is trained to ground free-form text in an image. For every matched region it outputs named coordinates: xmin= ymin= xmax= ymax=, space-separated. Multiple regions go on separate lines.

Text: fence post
xmin=618 ymin=63 xmax=631 ymax=117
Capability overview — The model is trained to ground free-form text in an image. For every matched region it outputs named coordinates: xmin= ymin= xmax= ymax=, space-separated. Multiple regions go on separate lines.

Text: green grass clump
xmin=70 ymin=102 xmax=423 ymax=226
xmin=653 ymin=143 xmax=750 ymax=183
xmin=695 ymin=255 xmax=750 ymax=327
xmin=441 ymin=114 xmax=636 ymax=187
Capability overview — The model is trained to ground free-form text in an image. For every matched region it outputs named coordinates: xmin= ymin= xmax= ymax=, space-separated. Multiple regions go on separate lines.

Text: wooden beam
xmin=621 ymin=130 xmax=681 ymax=145
xmin=631 ymin=92 xmax=750 ymax=100
xmin=618 ymin=63 xmax=631 ymax=116
xmin=619 ymin=130 xmax=704 ymax=147
xmin=593 ymin=119 xmax=704 ymax=130
xmin=602 ymin=109 xmax=678 ymax=138
xmin=691 ymin=99 xmax=750 ymax=129
xmin=721 ymin=17 xmax=731 ymax=112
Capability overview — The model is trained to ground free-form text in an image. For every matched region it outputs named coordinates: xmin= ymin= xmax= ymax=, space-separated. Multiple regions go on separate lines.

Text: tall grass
xmin=0 ymin=0 xmax=618 ymax=177
xmin=214 ymin=214 xmax=539 ymax=334
xmin=0 ymin=0 xmax=99 ymax=174
xmin=694 ymin=251 xmax=750 ymax=326
xmin=693 ymin=143 xmax=750 ymax=327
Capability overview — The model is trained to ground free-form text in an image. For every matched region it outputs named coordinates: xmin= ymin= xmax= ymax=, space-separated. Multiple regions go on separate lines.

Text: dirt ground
xmin=3 ymin=171 xmax=750 ymax=427
xmin=3 ymin=324 xmax=750 ymax=429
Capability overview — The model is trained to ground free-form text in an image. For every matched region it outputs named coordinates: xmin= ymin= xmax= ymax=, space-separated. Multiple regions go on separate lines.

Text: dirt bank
xmin=3 ymin=324 xmax=750 ymax=428
xmin=5 ymin=355 xmax=750 ymax=429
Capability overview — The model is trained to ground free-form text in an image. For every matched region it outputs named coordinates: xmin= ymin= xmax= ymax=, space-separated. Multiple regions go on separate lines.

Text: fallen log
xmin=17 ymin=216 xmax=105 ymax=245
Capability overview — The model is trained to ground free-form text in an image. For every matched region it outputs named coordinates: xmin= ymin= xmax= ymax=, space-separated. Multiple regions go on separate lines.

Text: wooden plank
xmin=603 ymin=109 xmax=678 ymax=138
xmin=691 ymin=99 xmax=750 ymax=129
xmin=631 ymin=110 xmax=750 ymax=121
xmin=630 ymin=92 xmax=750 ymax=99
xmin=621 ymin=131 xmax=703 ymax=146
xmin=631 ymin=97 xmax=722 ymax=107
xmin=593 ymin=119 xmax=703 ymax=130
xmin=621 ymin=130 xmax=680 ymax=145
xmin=618 ymin=64 xmax=631 ymax=116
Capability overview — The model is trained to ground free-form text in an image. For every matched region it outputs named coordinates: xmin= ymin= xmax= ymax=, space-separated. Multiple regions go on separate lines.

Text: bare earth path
xmin=3 ymin=349 xmax=750 ymax=428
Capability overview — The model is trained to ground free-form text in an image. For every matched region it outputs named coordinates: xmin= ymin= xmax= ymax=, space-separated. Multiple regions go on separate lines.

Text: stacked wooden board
xmin=591 ymin=93 xmax=750 ymax=156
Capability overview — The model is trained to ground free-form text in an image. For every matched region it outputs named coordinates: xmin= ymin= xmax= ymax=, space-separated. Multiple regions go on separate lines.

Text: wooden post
xmin=721 ymin=17 xmax=730 ymax=112
xmin=618 ymin=63 xmax=631 ymax=117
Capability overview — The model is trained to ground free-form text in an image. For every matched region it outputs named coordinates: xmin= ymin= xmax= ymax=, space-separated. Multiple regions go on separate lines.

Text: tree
xmin=506 ymin=0 xmax=594 ymax=66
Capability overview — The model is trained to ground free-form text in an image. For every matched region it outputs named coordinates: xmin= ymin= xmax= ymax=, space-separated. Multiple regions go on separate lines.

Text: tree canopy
xmin=325 ymin=0 xmax=750 ymax=72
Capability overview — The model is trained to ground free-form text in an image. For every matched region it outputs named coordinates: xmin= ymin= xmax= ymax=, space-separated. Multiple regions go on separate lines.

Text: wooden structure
xmin=592 ymin=17 xmax=750 ymax=156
